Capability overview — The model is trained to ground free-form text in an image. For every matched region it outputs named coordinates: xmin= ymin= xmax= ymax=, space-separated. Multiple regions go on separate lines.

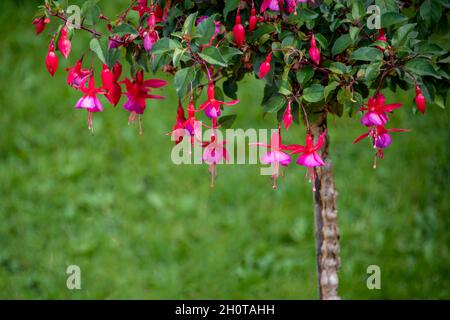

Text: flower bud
xmin=283 ymin=101 xmax=293 ymax=130
xmin=58 ymin=26 xmax=72 ymax=59
xmin=415 ymin=85 xmax=426 ymax=114
xmin=45 ymin=42 xmax=58 ymax=77
xmin=249 ymin=8 xmax=257 ymax=33
xmin=309 ymin=34 xmax=320 ymax=65
xmin=259 ymin=52 xmax=272 ymax=79
xmin=233 ymin=14 xmax=245 ymax=48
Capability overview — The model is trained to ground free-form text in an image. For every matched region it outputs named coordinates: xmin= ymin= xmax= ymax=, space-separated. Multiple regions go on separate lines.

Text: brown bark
xmin=311 ymin=114 xmax=340 ymax=300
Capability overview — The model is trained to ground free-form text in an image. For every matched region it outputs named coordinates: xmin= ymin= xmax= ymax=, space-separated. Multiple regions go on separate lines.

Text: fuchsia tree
xmin=35 ymin=0 xmax=450 ymax=299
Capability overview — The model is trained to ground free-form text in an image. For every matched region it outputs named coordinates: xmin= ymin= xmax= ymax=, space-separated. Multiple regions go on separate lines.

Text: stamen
xmin=138 ymin=115 xmax=143 ymax=136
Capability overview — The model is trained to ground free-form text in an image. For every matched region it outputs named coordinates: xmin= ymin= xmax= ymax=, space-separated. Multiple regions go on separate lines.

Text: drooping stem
xmin=311 ymin=113 xmax=340 ymax=300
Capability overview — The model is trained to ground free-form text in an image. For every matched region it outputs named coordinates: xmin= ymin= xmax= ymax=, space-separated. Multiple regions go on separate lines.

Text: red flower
xmin=360 ymin=93 xmax=402 ymax=127
xmin=58 ymin=26 xmax=71 ymax=59
xmin=101 ymin=64 xmax=115 ymax=91
xmin=287 ymin=131 xmax=326 ymax=191
xmin=233 ymin=13 xmax=245 ymax=48
xmin=45 ymin=41 xmax=58 ymax=77
xmin=132 ymin=0 xmax=150 ymax=17
xmin=122 ymin=70 xmax=167 ymax=133
xmin=353 ymin=125 xmax=410 ymax=168
xmin=259 ymin=52 xmax=272 ymax=79
xmin=415 ymin=85 xmax=426 ymax=114
xmin=66 ymin=59 xmax=91 ymax=89
xmin=33 ymin=17 xmax=50 ymax=35
xmin=198 ymin=82 xmax=239 ymax=119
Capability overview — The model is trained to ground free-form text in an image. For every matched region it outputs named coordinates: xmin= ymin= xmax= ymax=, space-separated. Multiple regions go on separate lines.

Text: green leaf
xmin=349 ymin=26 xmax=360 ymax=43
xmin=405 ymin=59 xmax=442 ymax=79
xmin=89 ymin=38 xmax=106 ymax=64
xmin=328 ymin=62 xmax=350 ymax=74
xmin=247 ymin=24 xmax=277 ymax=42
xmin=332 ymin=34 xmax=352 ymax=56
xmin=314 ymin=33 xmax=329 ymax=49
xmin=262 ymin=94 xmax=285 ymax=113
xmin=365 ymin=61 xmax=382 ymax=82
xmin=218 ymin=114 xmax=237 ymax=128
xmin=303 ymin=84 xmax=324 ymax=103
xmin=351 ymin=1 xmax=364 ymax=20
xmin=223 ymin=79 xmax=238 ymax=100
xmin=296 ymin=66 xmax=314 ymax=85
xmin=350 ymin=47 xmax=383 ymax=61
xmin=219 ymin=47 xmax=243 ymax=62
xmin=113 ymin=23 xmax=139 ymax=36
xmin=172 ymin=48 xmax=186 ymax=68
xmin=420 ymin=0 xmax=442 ymax=28
xmin=196 ymin=15 xmax=217 ymax=46
xmin=392 ymin=23 xmax=416 ymax=47
xmin=174 ymin=66 xmax=198 ymax=99
xmin=223 ymin=0 xmax=240 ymax=19
xmin=381 ymin=12 xmax=408 ymax=28
xmin=324 ymin=81 xmax=339 ymax=101
xmin=150 ymin=38 xmax=181 ymax=55
xmin=81 ymin=0 xmax=100 ymax=25
xmin=182 ymin=12 xmax=198 ymax=35
xmin=198 ymin=46 xmax=227 ymax=67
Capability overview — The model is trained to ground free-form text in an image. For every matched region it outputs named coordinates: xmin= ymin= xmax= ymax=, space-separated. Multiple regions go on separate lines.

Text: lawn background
xmin=0 ymin=0 xmax=449 ymax=299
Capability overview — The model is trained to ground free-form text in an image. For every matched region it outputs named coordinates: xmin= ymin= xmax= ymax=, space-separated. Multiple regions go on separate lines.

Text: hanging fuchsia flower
xmin=360 ymin=93 xmax=402 ymax=126
xmin=58 ymin=26 xmax=71 ymax=59
xmin=259 ymin=52 xmax=272 ymax=79
xmin=286 ymin=0 xmax=308 ymax=13
xmin=142 ymin=30 xmax=159 ymax=52
xmin=33 ymin=16 xmax=50 ymax=35
xmin=170 ymin=101 xmax=187 ymax=144
xmin=353 ymin=125 xmax=410 ymax=168
xmin=133 ymin=0 xmax=150 ymax=17
xmin=283 ymin=100 xmax=293 ymax=130
xmin=101 ymin=64 xmax=115 ymax=91
xmin=233 ymin=12 xmax=245 ymax=48
xmin=104 ymin=62 xmax=123 ymax=106
xmin=75 ymin=76 xmax=105 ymax=132
xmin=309 ymin=33 xmax=320 ymax=65
xmin=202 ymin=133 xmax=229 ymax=188
xmin=253 ymin=130 xmax=292 ymax=189
xmin=45 ymin=41 xmax=58 ymax=77
xmin=122 ymin=70 xmax=167 ymax=133
xmin=261 ymin=0 xmax=280 ymax=12
xmin=249 ymin=7 xmax=258 ymax=33
xmin=66 ymin=59 xmax=90 ymax=89
xmin=198 ymin=82 xmax=239 ymax=119
xmin=288 ymin=131 xmax=326 ymax=191
xmin=415 ymin=85 xmax=426 ymax=114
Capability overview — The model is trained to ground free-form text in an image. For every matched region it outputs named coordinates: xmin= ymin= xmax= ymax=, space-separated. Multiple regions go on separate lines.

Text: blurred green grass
xmin=0 ymin=0 xmax=449 ymax=299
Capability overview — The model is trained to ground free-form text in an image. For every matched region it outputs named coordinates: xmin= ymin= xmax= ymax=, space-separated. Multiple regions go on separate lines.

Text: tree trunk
xmin=311 ymin=114 xmax=340 ymax=300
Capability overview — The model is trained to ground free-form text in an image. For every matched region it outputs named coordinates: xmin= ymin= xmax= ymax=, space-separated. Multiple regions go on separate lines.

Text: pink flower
xmin=121 ymin=70 xmax=167 ymax=134
xmin=143 ymin=30 xmax=159 ymax=52
xmin=198 ymin=82 xmax=239 ymax=119
xmin=415 ymin=85 xmax=426 ymax=114
xmin=66 ymin=59 xmax=91 ymax=89
xmin=75 ymin=76 xmax=104 ymax=132
xmin=58 ymin=26 xmax=71 ymax=59
xmin=309 ymin=34 xmax=320 ymax=65
xmin=288 ymin=131 xmax=326 ymax=191
xmin=353 ymin=125 xmax=410 ymax=168
xmin=360 ymin=93 xmax=402 ymax=127
xmin=202 ymin=133 xmax=229 ymax=188
xmin=252 ymin=130 xmax=292 ymax=189
xmin=261 ymin=0 xmax=280 ymax=12
xmin=259 ymin=52 xmax=272 ymax=79
xmin=248 ymin=8 xmax=258 ymax=33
